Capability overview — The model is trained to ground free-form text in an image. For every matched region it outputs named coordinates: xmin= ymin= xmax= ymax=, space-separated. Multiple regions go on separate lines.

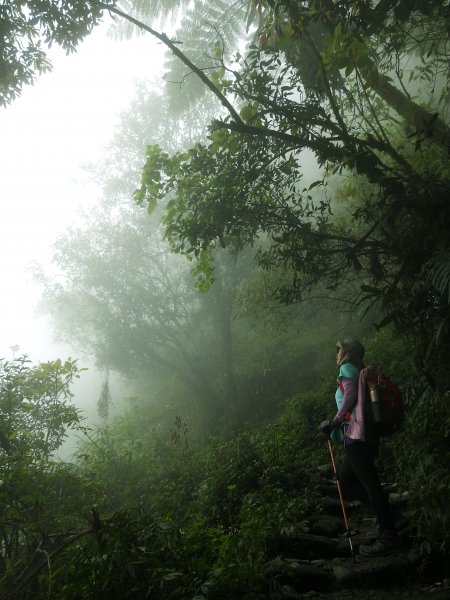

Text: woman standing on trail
xmin=327 ymin=339 xmax=402 ymax=557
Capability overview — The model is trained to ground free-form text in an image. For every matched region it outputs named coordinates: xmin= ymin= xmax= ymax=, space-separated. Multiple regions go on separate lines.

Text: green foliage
xmin=423 ymin=250 xmax=450 ymax=304
xmin=2 ymin=333 xmax=450 ymax=596
xmin=0 ymin=356 xmax=88 ymax=576
xmin=0 ymin=0 xmax=105 ymax=105
xmin=28 ymin=384 xmax=328 ymax=599
xmin=0 ymin=356 xmax=82 ymax=459
xmin=6 ymin=0 xmax=450 ymax=593
xmin=393 ymin=376 xmax=450 ymax=558
xmin=113 ymin=0 xmax=253 ymax=114
xmin=132 ymin=0 xmax=450 ymax=345
xmin=40 ymin=84 xmax=354 ymax=430
xmin=97 ymin=370 xmax=112 ymax=420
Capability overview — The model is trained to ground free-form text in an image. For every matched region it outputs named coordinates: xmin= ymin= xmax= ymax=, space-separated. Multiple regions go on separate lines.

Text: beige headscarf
xmin=336 ymin=339 xmax=365 ymax=369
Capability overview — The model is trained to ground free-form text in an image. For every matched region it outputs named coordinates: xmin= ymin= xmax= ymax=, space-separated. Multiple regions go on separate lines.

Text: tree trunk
xmin=372 ymin=78 xmax=450 ymax=148
xmin=210 ymin=274 xmax=239 ymax=424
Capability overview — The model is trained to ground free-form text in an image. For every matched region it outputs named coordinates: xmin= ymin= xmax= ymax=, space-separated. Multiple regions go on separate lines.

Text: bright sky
xmin=0 ymin=16 xmax=166 ymax=363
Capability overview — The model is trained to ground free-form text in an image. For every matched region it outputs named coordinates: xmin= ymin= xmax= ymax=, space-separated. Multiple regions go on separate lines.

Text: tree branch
xmin=97 ymin=2 xmax=244 ymax=124
xmin=5 ymin=528 xmax=91 ymax=600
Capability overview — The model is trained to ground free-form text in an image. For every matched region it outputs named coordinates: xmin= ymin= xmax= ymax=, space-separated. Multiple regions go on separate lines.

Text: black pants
xmin=338 ymin=440 xmax=395 ymax=532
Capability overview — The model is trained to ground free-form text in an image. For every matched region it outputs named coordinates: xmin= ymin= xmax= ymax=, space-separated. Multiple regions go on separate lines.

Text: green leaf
xmin=308 ymin=180 xmax=323 ymax=190
xmin=240 ymin=104 xmax=258 ymax=122
xmin=375 ymin=311 xmax=399 ymax=330
xmin=147 ymin=198 xmax=157 ymax=216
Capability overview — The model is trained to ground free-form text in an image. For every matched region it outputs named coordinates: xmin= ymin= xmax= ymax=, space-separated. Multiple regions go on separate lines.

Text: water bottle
xmin=369 ymin=383 xmax=383 ymax=423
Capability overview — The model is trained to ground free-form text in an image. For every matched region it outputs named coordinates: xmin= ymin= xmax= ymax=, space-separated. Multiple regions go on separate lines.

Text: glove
xmin=319 ymin=419 xmax=334 ymax=439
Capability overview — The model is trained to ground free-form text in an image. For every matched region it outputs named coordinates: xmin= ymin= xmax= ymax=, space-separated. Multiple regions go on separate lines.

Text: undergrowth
xmin=3 ymin=331 xmax=450 ymax=598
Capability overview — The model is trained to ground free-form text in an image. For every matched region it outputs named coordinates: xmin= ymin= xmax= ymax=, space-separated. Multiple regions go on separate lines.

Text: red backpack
xmin=363 ymin=367 xmax=404 ymax=436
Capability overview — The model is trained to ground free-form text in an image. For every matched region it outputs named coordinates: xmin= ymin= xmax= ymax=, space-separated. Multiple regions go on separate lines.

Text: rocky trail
xmin=267 ymin=464 xmax=450 ymax=600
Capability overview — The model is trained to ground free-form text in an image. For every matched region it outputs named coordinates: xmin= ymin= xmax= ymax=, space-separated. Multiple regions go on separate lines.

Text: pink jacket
xmin=346 ymin=367 xmax=371 ymax=441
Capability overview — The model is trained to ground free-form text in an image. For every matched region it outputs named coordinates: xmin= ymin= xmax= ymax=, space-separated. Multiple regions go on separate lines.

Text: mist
xmin=0 ymin=18 xmax=165 ymax=428
xmin=1 ymin=2 xmax=449 ymax=597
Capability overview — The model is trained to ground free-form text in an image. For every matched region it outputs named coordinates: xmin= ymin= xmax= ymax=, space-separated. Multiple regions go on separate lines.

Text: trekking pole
xmin=327 ymin=439 xmax=354 ymax=558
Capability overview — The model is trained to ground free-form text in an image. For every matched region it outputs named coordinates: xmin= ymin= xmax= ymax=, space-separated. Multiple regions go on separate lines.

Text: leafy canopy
xmin=133 ymin=0 xmax=450 ymax=334
xmin=0 ymin=0 xmax=107 ymax=105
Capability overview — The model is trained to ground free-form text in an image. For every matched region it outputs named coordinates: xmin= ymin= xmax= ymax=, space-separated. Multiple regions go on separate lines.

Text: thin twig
xmin=4 ymin=529 xmax=91 ymax=600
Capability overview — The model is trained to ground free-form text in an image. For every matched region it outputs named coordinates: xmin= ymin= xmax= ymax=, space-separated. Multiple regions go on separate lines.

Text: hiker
xmin=322 ymin=339 xmax=402 ymax=557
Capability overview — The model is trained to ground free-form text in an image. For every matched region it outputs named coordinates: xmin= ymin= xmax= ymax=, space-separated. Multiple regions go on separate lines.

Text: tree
xmin=130 ymin=0 xmax=450 ymax=353
xmin=37 ymin=87 xmax=251 ymax=426
xmin=0 ymin=0 xmax=106 ymax=105
xmin=89 ymin=81 xmax=222 ymax=200
xmin=110 ymin=0 xmax=256 ymax=113
xmin=39 ymin=206 xmax=221 ymax=411
xmin=39 ymin=77 xmax=346 ymax=428
xmin=262 ymin=0 xmax=450 ymax=148
xmin=0 ymin=356 xmax=84 ymax=563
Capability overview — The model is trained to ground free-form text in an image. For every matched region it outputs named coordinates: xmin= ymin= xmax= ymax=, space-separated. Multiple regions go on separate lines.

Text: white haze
xmin=0 ymin=16 xmax=166 ymax=436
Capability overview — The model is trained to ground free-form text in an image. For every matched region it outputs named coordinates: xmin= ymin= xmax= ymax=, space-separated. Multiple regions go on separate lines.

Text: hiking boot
xmin=359 ymin=531 xmax=403 ymax=557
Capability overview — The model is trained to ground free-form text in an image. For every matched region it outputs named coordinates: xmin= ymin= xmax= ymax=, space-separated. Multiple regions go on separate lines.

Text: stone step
xmin=331 ymin=549 xmax=420 ymax=588
xmin=319 ymin=497 xmax=362 ymax=516
xmin=269 ymin=470 xmax=418 ymax=599
xmin=389 ymin=491 xmax=410 ymax=506
xmin=268 ymin=550 xmax=420 ymax=596
xmin=308 ymin=515 xmax=345 ymax=537
xmin=272 ymin=531 xmax=340 ymax=559
xmin=278 ymin=559 xmax=335 ymax=592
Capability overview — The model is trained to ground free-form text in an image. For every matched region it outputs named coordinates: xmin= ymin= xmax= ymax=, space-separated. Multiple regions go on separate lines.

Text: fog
xmin=0 ymin=3 xmax=444 ymax=446
xmin=1 ymin=6 xmax=449 ymax=596
xmin=0 ymin=18 xmax=165 ymax=429
xmin=0 ymin=10 xmax=365 ymax=447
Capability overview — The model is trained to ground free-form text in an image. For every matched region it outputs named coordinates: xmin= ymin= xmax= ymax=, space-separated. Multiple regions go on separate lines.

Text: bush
xmin=394 ymin=376 xmax=450 ymax=562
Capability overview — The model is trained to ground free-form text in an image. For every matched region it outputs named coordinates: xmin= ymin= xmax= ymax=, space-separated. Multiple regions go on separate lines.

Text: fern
xmin=112 ymin=0 xmax=255 ymax=113
xmin=112 ymin=0 xmax=188 ymax=36
xmin=423 ymin=250 xmax=450 ymax=304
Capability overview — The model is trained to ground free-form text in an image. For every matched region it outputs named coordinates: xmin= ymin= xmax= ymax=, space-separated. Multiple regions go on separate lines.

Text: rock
xmin=277 ymin=532 xmax=339 ymax=559
xmin=406 ymin=548 xmax=420 ymax=565
xmin=310 ymin=516 xmax=344 ymax=537
xmin=332 ymin=564 xmax=356 ymax=586
xmin=316 ymin=481 xmax=338 ymax=496
xmin=272 ymin=584 xmax=303 ymax=599
xmin=267 ymin=473 xmax=427 ymax=600
xmin=389 ymin=491 xmax=410 ymax=506
xmin=320 ymin=497 xmax=362 ymax=516
xmin=283 ymin=559 xmax=335 ymax=592
xmin=336 ymin=534 xmax=359 ymax=557
xmin=382 ymin=482 xmax=400 ymax=493
xmin=331 ymin=553 xmax=416 ymax=588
